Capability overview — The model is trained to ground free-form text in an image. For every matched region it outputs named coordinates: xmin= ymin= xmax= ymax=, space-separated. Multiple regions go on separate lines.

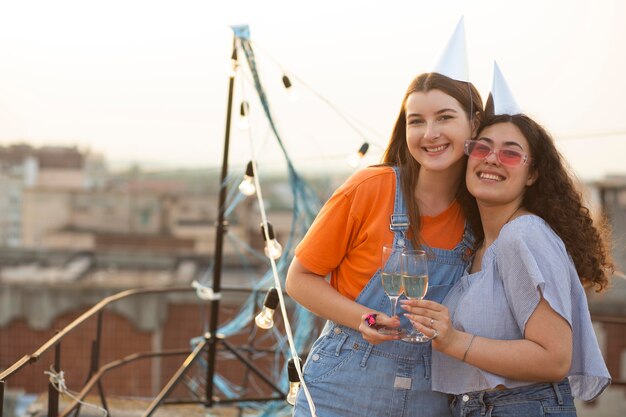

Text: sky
xmin=0 ymin=0 xmax=624 ymax=181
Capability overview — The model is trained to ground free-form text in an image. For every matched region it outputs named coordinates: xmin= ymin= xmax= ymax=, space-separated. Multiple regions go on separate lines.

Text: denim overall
xmin=294 ymin=167 xmax=473 ymax=417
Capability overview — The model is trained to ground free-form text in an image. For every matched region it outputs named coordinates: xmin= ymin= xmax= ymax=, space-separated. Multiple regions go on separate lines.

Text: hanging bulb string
xmin=199 ymin=72 xmax=324 ymax=417
xmin=237 ymin=65 xmax=340 ymax=168
xmin=236 ymin=44 xmax=382 ymax=175
xmin=251 ymin=40 xmax=386 ymax=146
xmin=236 ymin=40 xmax=317 ymax=238
xmin=240 ymin=40 xmax=295 ymax=174
xmin=215 ymin=75 xmax=283 ymax=337
xmin=195 ymin=34 xmax=320 ymax=414
xmin=240 ymin=38 xmax=321 ymax=238
xmin=193 ymin=56 xmax=267 ymax=337
xmin=249 ymin=152 xmax=317 ymax=417
xmin=240 ymin=60 xmax=317 ymax=416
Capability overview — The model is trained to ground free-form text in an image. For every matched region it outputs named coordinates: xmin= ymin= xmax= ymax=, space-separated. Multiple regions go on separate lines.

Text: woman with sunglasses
xmin=402 ymin=70 xmax=613 ymax=415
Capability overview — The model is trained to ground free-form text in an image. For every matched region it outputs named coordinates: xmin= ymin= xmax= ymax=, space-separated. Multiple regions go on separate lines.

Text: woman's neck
xmin=478 ymin=200 xmax=524 ymax=248
xmin=415 ymin=167 xmax=461 ymax=216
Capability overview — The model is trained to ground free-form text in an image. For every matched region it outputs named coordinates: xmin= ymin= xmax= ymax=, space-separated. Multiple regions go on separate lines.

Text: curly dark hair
xmin=381 ymin=72 xmax=484 ymax=248
xmin=465 ymin=114 xmax=614 ymax=291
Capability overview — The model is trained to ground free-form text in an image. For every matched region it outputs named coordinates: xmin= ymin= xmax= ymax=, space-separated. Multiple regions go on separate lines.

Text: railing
xmin=0 ymin=285 xmax=289 ymax=417
xmin=1 ymin=289 xmax=624 ymax=417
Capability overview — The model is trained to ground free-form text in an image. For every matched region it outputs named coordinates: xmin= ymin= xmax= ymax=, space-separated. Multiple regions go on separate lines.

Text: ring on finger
xmin=431 ymin=329 xmax=439 ymax=340
xmin=430 ymin=318 xmax=435 ymax=327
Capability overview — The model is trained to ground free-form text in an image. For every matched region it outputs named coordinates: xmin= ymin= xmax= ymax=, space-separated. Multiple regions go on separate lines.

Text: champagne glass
xmin=400 ymin=250 xmax=430 ymax=342
xmin=378 ymin=244 xmax=404 ymax=335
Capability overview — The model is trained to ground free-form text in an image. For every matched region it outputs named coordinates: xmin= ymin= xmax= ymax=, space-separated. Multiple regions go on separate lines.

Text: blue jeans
xmin=450 ymin=379 xmax=577 ymax=417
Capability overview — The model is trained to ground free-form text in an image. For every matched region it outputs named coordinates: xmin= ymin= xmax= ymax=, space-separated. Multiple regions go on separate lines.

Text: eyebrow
xmin=406 ymin=108 xmax=459 ymax=118
xmin=477 ymin=136 xmax=525 ymax=150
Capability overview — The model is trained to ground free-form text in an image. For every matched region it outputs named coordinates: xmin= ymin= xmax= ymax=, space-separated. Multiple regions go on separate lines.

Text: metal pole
xmin=205 ymin=34 xmax=238 ymax=407
xmin=142 ymin=339 xmax=208 ymax=417
xmin=48 ymin=339 xmax=61 ymax=417
xmin=0 ymin=380 xmax=5 ymax=417
xmin=94 ymin=311 xmax=109 ymax=414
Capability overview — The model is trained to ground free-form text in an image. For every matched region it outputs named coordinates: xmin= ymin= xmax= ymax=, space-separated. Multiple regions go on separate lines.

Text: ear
xmin=526 ymin=168 xmax=538 ymax=187
xmin=470 ymin=112 xmax=481 ymax=139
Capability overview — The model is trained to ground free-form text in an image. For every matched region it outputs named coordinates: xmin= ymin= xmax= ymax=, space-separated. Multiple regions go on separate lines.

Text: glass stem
xmin=391 ymin=296 xmax=398 ymax=317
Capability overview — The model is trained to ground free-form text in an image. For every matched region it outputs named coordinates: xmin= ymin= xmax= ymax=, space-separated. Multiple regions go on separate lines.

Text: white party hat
xmin=487 ymin=61 xmax=523 ymax=115
xmin=430 ymin=17 xmax=470 ymax=82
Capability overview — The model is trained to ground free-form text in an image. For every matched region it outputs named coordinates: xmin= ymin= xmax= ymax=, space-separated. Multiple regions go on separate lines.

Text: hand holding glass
xmin=378 ymin=245 xmax=404 ymax=335
xmin=400 ymin=250 xmax=430 ymax=342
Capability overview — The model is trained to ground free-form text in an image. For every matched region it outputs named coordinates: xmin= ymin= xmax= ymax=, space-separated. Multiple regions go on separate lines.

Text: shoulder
xmin=499 ymin=215 xmax=565 ymax=251
xmin=336 ymin=165 xmax=396 ymax=199
xmin=495 ymin=214 xmax=570 ymax=268
xmin=316 ymin=165 xmax=395 ymax=220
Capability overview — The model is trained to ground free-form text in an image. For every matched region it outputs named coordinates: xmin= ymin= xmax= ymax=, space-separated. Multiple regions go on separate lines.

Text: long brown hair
xmin=468 ymin=114 xmax=614 ymax=291
xmin=381 ymin=72 xmax=484 ymax=248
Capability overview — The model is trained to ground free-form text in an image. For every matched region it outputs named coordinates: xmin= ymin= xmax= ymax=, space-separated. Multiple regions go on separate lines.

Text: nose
xmin=423 ymin=123 xmax=440 ymax=141
xmin=484 ymin=150 xmax=500 ymax=165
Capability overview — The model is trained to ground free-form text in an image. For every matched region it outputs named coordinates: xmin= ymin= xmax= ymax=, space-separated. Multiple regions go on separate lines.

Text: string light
xmin=286 ymin=357 xmax=301 ymax=405
xmin=347 ymin=142 xmax=370 ymax=168
xmin=238 ymin=161 xmax=256 ymax=196
xmin=255 ymin=287 xmax=279 ymax=329
xmin=282 ymin=74 xmax=298 ymax=102
xmin=239 ymin=101 xmax=250 ymax=130
xmin=261 ymin=222 xmax=283 ymax=260
xmin=227 ymin=47 xmax=238 ymax=78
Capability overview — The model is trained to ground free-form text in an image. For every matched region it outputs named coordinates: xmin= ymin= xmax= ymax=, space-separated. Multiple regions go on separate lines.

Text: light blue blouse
xmin=432 ymin=215 xmax=611 ymax=401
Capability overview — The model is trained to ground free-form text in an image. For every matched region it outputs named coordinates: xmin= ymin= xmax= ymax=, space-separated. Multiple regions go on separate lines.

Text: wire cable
xmin=45 ymin=366 xmax=108 ymax=417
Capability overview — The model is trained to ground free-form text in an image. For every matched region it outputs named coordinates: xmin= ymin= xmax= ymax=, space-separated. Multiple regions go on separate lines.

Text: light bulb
xmin=287 ymin=89 xmax=298 ymax=102
xmin=254 ymin=306 xmax=275 ymax=329
xmin=238 ymin=178 xmax=255 ymax=196
xmin=286 ymin=357 xmax=301 ymax=405
xmin=264 ymin=240 xmax=283 ymax=260
xmin=346 ymin=142 xmax=370 ymax=168
xmin=282 ymin=75 xmax=298 ymax=102
xmin=238 ymin=161 xmax=256 ymax=196
xmin=287 ymin=381 xmax=300 ymax=405
xmin=239 ymin=101 xmax=250 ymax=130
xmin=227 ymin=48 xmax=238 ymax=78
xmin=227 ymin=62 xmax=237 ymax=78
xmin=261 ymin=222 xmax=282 ymax=260
xmin=255 ymin=288 xmax=279 ymax=329
xmin=346 ymin=153 xmax=361 ymax=168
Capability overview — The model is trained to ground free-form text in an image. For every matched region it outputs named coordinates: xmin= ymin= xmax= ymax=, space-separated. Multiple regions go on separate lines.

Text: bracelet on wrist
xmin=462 ymin=334 xmax=476 ymax=362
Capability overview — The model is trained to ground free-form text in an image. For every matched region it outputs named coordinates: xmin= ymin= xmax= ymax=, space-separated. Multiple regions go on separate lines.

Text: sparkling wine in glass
xmin=400 ymin=250 xmax=430 ymax=342
xmin=378 ymin=244 xmax=404 ymax=335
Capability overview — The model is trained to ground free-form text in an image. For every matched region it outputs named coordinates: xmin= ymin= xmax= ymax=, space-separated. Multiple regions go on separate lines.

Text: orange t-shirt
xmin=295 ymin=166 xmax=465 ymax=300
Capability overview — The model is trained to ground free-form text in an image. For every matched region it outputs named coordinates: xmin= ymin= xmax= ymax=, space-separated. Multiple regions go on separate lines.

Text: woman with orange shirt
xmin=285 ymin=69 xmax=484 ymax=416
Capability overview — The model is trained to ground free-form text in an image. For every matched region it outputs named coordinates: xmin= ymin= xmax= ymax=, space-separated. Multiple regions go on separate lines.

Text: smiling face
xmin=466 ymin=122 xmax=537 ymax=207
xmin=405 ymin=89 xmax=477 ymax=175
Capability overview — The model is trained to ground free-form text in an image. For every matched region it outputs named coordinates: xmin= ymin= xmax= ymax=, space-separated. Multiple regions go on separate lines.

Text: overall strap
xmin=390 ymin=166 xmax=410 ymax=249
xmin=456 ymin=223 xmax=476 ymax=260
